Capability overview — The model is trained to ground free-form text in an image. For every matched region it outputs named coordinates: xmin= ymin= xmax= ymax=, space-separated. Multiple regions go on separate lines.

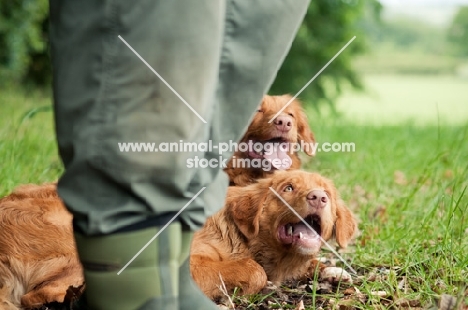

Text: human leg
xmin=49 ymin=1 xmax=224 ymax=309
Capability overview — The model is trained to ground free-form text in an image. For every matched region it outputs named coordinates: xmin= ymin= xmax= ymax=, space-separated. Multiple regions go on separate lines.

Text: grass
xmin=0 ymin=81 xmax=467 ymax=309
xmin=333 ymin=74 xmax=468 ymax=126
xmin=353 ymin=45 xmax=460 ymax=76
xmin=0 ymin=87 xmax=61 ymax=196
xmin=304 ymin=121 xmax=468 ymax=309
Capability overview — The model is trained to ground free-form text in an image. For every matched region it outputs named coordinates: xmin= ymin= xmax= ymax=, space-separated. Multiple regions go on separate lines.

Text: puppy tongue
xmin=264 ymin=143 xmax=292 ymax=170
xmin=278 ymin=222 xmax=320 ymax=249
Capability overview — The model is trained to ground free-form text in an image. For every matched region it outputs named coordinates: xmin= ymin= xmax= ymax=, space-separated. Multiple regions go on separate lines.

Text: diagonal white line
xmin=268 ymin=187 xmax=357 ymax=275
xmin=268 ymin=36 xmax=357 ymax=123
xmin=117 ymin=187 xmax=206 ymax=275
xmin=117 ymin=35 xmax=207 ymax=124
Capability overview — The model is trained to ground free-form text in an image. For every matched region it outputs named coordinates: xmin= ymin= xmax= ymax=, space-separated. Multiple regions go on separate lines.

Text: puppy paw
xmin=320 ymin=267 xmax=352 ymax=284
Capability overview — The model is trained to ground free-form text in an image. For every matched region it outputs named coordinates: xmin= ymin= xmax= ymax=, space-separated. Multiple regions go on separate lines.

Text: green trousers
xmin=49 ymin=0 xmax=310 ymax=235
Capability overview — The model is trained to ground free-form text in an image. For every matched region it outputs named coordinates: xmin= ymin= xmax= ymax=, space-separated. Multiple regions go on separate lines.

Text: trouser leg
xmin=50 ymin=0 xmax=309 ymax=238
xmin=50 ymin=1 xmax=224 ymax=309
xmin=49 ymin=0 xmax=225 ymax=234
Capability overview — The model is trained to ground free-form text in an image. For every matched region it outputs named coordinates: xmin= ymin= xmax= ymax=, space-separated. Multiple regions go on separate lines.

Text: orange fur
xmin=225 ymin=95 xmax=315 ymax=186
xmin=0 ymin=184 xmax=83 ymax=309
xmin=0 ymin=170 xmax=356 ymax=307
xmin=190 ymin=170 xmax=357 ymax=299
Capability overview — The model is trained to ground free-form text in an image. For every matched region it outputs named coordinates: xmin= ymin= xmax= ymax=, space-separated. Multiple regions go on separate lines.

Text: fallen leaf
xmin=316 ymin=281 xmax=333 ymax=294
xmin=295 ymin=300 xmax=305 ymax=310
xmin=336 ymin=299 xmax=357 ymax=310
xmin=395 ymin=297 xmax=421 ymax=307
xmin=438 ymin=294 xmax=457 ymax=310
xmin=343 ymin=287 xmax=357 ymax=295
xmin=367 ymin=272 xmax=377 ymax=281
xmin=371 ymin=291 xmax=388 ymax=298
xmin=398 ymin=276 xmax=409 ymax=294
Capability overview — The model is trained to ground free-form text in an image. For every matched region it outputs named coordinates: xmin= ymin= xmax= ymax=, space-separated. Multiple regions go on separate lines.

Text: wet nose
xmin=273 ymin=115 xmax=292 ymax=132
xmin=307 ymin=190 xmax=328 ymax=208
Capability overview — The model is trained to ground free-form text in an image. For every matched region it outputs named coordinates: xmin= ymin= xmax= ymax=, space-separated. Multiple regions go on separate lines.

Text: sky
xmin=380 ymin=0 xmax=468 ymax=5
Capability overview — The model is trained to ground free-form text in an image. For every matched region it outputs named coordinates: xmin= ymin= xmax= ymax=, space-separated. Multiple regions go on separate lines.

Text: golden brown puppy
xmin=190 ymin=170 xmax=357 ymax=299
xmin=225 ymin=95 xmax=316 ymax=186
xmin=0 ymin=183 xmax=83 ymax=310
xmin=0 ymin=171 xmax=352 ymax=308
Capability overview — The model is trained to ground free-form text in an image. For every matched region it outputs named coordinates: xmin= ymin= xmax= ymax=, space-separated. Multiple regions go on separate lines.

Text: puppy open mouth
xmin=247 ymin=137 xmax=293 ymax=170
xmin=277 ymin=215 xmax=321 ymax=251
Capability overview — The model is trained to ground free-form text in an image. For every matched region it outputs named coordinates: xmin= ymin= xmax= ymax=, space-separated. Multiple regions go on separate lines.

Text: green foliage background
xmin=448 ymin=6 xmax=468 ymax=57
xmin=0 ymin=0 xmax=381 ymax=107
xmin=271 ymin=0 xmax=381 ymax=109
xmin=0 ymin=0 xmax=50 ymax=86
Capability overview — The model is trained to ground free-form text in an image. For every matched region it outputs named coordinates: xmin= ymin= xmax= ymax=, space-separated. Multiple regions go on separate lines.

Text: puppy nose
xmin=307 ymin=190 xmax=328 ymax=208
xmin=273 ymin=115 xmax=292 ymax=132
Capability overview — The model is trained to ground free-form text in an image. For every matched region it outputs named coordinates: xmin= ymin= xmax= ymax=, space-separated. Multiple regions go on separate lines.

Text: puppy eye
xmin=288 ymin=113 xmax=294 ymax=117
xmin=257 ymin=110 xmax=263 ymax=113
xmin=283 ymin=184 xmax=294 ymax=192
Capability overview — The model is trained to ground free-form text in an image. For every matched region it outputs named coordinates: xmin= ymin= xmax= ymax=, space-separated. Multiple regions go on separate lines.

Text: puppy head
xmin=227 ymin=170 xmax=356 ymax=256
xmin=242 ymin=95 xmax=316 ymax=158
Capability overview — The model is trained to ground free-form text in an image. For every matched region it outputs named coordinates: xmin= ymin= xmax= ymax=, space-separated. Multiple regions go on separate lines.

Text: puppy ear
xmin=293 ymin=99 xmax=316 ymax=156
xmin=226 ymin=183 xmax=267 ymax=239
xmin=334 ymin=200 xmax=357 ymax=248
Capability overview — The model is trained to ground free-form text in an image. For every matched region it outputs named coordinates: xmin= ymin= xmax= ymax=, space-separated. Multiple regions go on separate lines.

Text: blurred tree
xmin=270 ymin=0 xmax=382 ymax=110
xmin=374 ymin=18 xmax=445 ymax=53
xmin=0 ymin=0 xmax=381 ymax=111
xmin=448 ymin=6 xmax=468 ymax=57
xmin=0 ymin=0 xmax=50 ymax=86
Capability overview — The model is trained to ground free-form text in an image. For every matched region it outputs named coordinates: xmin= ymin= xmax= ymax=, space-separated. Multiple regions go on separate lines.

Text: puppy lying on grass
xmin=191 ymin=170 xmax=357 ymax=299
xmin=0 ymin=170 xmax=356 ymax=308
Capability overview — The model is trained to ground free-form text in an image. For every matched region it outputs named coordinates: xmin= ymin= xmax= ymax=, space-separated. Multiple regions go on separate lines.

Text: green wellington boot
xmin=178 ymin=232 xmax=219 ymax=310
xmin=73 ymin=223 xmax=182 ymax=310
